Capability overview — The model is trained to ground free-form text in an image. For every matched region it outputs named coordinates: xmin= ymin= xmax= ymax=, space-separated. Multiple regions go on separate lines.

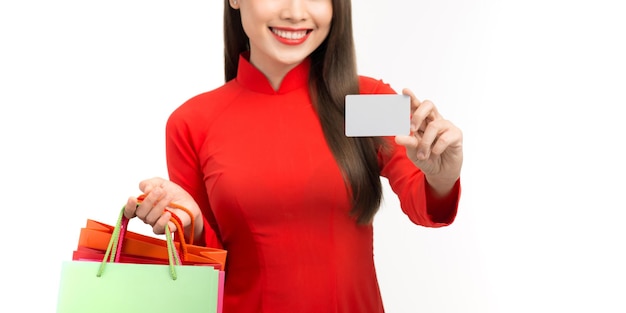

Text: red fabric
xmin=165 ymin=53 xmax=460 ymax=313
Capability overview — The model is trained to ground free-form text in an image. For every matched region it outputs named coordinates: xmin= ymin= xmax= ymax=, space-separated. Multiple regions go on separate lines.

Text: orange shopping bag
xmin=72 ymin=196 xmax=227 ymax=270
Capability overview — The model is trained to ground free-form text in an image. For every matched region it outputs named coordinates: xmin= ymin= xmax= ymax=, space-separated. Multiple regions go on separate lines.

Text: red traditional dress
xmin=165 ymin=53 xmax=460 ymax=312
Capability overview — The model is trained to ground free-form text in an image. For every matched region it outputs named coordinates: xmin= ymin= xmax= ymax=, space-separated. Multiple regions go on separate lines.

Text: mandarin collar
xmin=235 ymin=52 xmax=310 ymax=95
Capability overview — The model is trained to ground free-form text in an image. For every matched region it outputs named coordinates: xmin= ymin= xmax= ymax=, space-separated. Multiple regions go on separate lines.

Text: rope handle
xmin=136 ymin=194 xmax=196 ymax=246
xmin=168 ymin=214 xmax=189 ymax=260
xmin=97 ymin=207 xmax=181 ymax=280
xmin=113 ymin=209 xmax=186 ymax=262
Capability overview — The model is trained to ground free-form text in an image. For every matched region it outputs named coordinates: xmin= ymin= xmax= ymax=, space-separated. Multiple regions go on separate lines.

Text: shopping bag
xmin=72 ymin=196 xmax=227 ymax=269
xmin=57 ymin=207 xmax=223 ymax=313
xmin=74 ymin=217 xmax=226 ymax=268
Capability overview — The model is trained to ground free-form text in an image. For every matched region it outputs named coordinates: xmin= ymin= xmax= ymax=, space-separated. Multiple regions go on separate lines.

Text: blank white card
xmin=345 ymin=94 xmax=410 ymax=137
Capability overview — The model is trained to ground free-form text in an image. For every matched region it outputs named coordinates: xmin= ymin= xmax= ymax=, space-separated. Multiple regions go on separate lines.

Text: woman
xmin=126 ymin=0 xmax=463 ymax=312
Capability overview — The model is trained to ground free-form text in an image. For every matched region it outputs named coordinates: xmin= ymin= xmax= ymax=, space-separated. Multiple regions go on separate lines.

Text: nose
xmin=280 ymin=0 xmax=308 ymax=22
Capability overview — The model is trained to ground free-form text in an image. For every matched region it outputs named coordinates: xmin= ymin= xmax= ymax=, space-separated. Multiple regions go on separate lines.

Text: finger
xmin=430 ymin=123 xmax=463 ymax=156
xmin=153 ymin=211 xmax=177 ymax=235
xmin=139 ymin=177 xmax=165 ymax=194
xmin=402 ymin=89 xmax=421 ymax=130
xmin=402 ymin=89 xmax=442 ymax=136
xmin=144 ymin=188 xmax=174 ymax=226
xmin=139 ymin=180 xmax=155 ymax=194
xmin=416 ymin=119 xmax=445 ymax=160
xmin=124 ymin=197 xmax=138 ymax=219
xmin=168 ymin=207 xmax=193 ymax=231
xmin=135 ymin=187 xmax=163 ymax=220
xmin=402 ymin=88 xmax=421 ymax=110
xmin=411 ymin=100 xmax=441 ymax=133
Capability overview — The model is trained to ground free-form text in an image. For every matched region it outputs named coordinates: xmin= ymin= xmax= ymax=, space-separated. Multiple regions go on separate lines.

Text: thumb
xmin=139 ymin=177 xmax=165 ymax=193
xmin=395 ymin=135 xmax=418 ymax=148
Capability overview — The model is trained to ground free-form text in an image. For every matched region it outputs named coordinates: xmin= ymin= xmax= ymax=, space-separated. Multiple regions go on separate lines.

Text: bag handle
xmin=136 ymin=194 xmax=196 ymax=246
xmin=114 ymin=196 xmax=194 ymax=263
xmin=97 ymin=207 xmax=181 ymax=280
xmin=113 ymin=210 xmax=186 ymax=263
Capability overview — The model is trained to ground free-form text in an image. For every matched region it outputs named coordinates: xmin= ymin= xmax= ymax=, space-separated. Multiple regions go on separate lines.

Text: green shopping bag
xmin=57 ymin=207 xmax=221 ymax=313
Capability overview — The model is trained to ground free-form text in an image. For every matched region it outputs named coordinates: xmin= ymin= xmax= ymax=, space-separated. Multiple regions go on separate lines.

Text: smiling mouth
xmin=270 ymin=27 xmax=312 ymax=40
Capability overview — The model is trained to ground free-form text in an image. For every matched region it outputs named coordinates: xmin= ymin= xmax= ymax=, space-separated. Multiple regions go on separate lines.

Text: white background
xmin=1 ymin=1 xmax=624 ymax=312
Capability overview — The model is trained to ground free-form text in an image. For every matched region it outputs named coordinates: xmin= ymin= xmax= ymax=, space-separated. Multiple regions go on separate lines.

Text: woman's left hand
xmin=394 ymin=88 xmax=463 ymax=195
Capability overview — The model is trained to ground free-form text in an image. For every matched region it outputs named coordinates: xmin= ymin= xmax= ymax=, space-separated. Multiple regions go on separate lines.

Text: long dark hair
xmin=224 ymin=0 xmax=387 ymax=224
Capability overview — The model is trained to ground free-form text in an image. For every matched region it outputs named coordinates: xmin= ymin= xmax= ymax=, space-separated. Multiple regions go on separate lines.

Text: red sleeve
xmin=359 ymin=76 xmax=460 ymax=227
xmin=425 ymin=178 xmax=460 ymax=224
xmin=165 ymin=98 xmax=223 ymax=248
xmin=379 ymin=140 xmax=459 ymax=227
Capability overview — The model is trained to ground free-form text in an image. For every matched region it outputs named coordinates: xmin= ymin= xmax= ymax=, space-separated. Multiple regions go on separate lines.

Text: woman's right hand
xmin=124 ymin=177 xmax=203 ymax=242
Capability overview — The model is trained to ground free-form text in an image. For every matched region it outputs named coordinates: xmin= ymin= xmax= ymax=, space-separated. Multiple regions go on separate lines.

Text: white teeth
xmin=271 ymin=28 xmax=308 ymax=40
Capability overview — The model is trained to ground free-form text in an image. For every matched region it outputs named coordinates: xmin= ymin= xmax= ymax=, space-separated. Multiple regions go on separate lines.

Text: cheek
xmin=315 ymin=17 xmax=333 ymax=37
xmin=239 ymin=15 xmax=261 ymax=41
xmin=239 ymin=7 xmax=270 ymax=36
xmin=310 ymin=3 xmax=333 ymax=28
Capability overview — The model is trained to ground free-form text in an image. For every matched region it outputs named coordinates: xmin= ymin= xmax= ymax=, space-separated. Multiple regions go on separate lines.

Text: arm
xmin=123 ymin=99 xmax=222 ymax=248
xmin=165 ymin=104 xmax=222 ymax=248
xmin=360 ymin=77 xmax=462 ymax=226
xmin=392 ymin=88 xmax=463 ymax=225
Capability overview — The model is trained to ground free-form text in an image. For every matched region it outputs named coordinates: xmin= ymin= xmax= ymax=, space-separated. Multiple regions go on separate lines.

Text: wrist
xmin=425 ymin=175 xmax=459 ymax=198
